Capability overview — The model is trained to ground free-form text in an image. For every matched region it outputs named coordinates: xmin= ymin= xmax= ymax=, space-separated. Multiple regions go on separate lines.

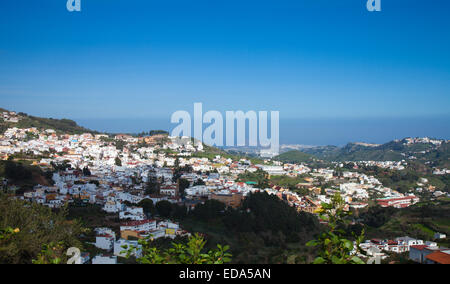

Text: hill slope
xmin=274 ymin=150 xmax=316 ymax=163
xmin=284 ymin=138 xmax=449 ymax=164
xmin=0 ymin=109 xmax=97 ymax=135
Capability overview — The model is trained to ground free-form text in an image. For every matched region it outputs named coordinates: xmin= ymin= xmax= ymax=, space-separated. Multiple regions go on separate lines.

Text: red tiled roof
xmin=97 ymin=234 xmax=113 ymax=238
xmin=377 ymin=196 xmax=417 ymax=202
xmin=161 ymin=185 xmax=177 ymax=190
xmin=425 ymin=251 xmax=450 ymax=264
xmin=410 ymin=245 xmax=428 ymax=251
xmin=121 ymin=219 xmax=155 ymax=227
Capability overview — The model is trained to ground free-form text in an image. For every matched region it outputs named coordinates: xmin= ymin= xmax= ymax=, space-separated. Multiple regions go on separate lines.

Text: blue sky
xmin=1 ymin=0 xmax=449 ymax=144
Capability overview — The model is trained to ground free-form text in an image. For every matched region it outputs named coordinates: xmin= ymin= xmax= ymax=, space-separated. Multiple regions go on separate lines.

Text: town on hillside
xmin=0 ymin=110 xmax=449 ymax=264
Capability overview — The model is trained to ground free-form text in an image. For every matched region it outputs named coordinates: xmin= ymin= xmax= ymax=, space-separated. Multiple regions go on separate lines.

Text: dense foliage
xmin=172 ymin=192 xmax=322 ymax=263
xmin=307 ymin=193 xmax=365 ymax=264
xmin=124 ymin=233 xmax=232 ymax=264
xmin=301 ymin=140 xmax=449 ymax=165
xmin=237 ymin=169 xmax=270 ymax=189
xmin=0 ymin=193 xmax=84 ymax=264
xmin=359 ymin=199 xmax=450 ymax=241
xmin=275 ymin=150 xmax=316 ymax=163
xmin=0 ymin=160 xmax=52 ymax=191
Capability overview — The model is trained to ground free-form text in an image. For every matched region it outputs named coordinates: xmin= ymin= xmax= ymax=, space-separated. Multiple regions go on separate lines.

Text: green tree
xmin=138 ymin=199 xmax=156 ymax=216
xmin=32 ymin=242 xmax=65 ymax=264
xmin=0 ymin=227 xmax=20 ymax=248
xmin=192 ymin=200 xmax=226 ymax=222
xmin=0 ymin=194 xmax=84 ymax=264
xmin=193 ymin=178 xmax=205 ymax=186
xmin=123 ymin=233 xmax=232 ymax=264
xmin=306 ymin=193 xmax=365 ymax=264
xmin=156 ymin=200 xmax=173 ymax=217
xmin=237 ymin=169 xmax=269 ymax=189
xmin=82 ymin=167 xmax=91 ymax=176
xmin=145 ymin=171 xmax=160 ymax=195
xmin=178 ymin=178 xmax=190 ymax=197
xmin=115 ymin=157 xmax=122 ymax=167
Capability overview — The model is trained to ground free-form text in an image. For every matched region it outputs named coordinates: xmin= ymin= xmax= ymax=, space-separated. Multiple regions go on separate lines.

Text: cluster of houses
xmin=433 ymin=168 xmax=450 ymax=175
xmin=262 ymin=165 xmax=422 ymax=214
xmin=355 ymin=234 xmax=449 ymax=264
xmin=404 ymin=137 xmax=443 ymax=146
xmin=409 ymin=244 xmax=450 ymax=264
xmin=1 ymin=123 xmax=449 ymax=264
xmin=89 ymin=220 xmax=190 ymax=264
xmin=339 ymin=160 xmax=407 ymax=171
xmin=1 ymin=111 xmax=20 ymax=123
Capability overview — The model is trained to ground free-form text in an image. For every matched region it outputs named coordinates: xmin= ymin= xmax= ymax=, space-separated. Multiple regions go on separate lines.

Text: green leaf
xmin=331 ymin=256 xmax=346 ymax=264
xmin=343 ymin=240 xmax=353 ymax=250
xmin=350 ymin=256 xmax=365 ymax=264
xmin=312 ymin=257 xmax=326 ymax=264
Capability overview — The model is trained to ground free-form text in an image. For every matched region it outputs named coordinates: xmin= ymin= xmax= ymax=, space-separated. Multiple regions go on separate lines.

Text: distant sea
xmin=75 ymin=116 xmax=450 ymax=147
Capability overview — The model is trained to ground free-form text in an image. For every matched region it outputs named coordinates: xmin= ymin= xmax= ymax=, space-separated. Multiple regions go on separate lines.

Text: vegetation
xmin=302 ymin=139 xmax=449 ymax=164
xmin=0 ymin=111 xmax=96 ymax=135
xmin=0 ymin=193 xmax=84 ymax=264
xmin=0 ymin=160 xmax=52 ymax=191
xmin=155 ymin=200 xmax=174 ymax=218
xmin=127 ymin=192 xmax=322 ymax=263
xmin=0 ymin=227 xmax=20 ymax=247
xmin=307 ymin=193 xmax=365 ymax=264
xmin=144 ymin=170 xmax=160 ymax=195
xmin=358 ymin=199 xmax=450 ymax=241
xmin=123 ymin=233 xmax=232 ymax=264
xmin=154 ymin=200 xmax=187 ymax=219
xmin=236 ymin=169 xmax=270 ymax=189
xmin=192 ymin=144 xmax=264 ymax=165
xmin=175 ymin=192 xmax=322 ymax=263
xmin=138 ymin=199 xmax=156 ymax=216
xmin=32 ymin=242 xmax=66 ymax=264
xmin=355 ymin=164 xmax=449 ymax=193
xmin=423 ymin=141 xmax=450 ymax=168
xmin=149 ymin=130 xmax=169 ymax=136
xmin=268 ymin=175 xmax=308 ymax=189
xmin=275 ymin=150 xmax=316 ymax=163
xmin=177 ymin=178 xmax=190 ymax=197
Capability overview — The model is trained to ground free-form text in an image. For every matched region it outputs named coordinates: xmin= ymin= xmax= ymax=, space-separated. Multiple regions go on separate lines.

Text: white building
xmin=114 ymin=239 xmax=142 ymax=258
xmin=120 ymin=219 xmax=157 ymax=233
xmin=92 ymin=255 xmax=117 ymax=264
xmin=95 ymin=234 xmax=115 ymax=251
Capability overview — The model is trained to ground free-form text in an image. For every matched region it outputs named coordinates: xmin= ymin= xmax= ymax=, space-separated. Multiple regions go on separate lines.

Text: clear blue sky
xmin=1 ymin=0 xmax=449 ymax=144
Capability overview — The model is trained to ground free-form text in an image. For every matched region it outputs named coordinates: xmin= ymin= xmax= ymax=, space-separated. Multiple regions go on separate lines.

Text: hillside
xmin=197 ymin=145 xmax=265 ymax=165
xmin=0 ymin=108 xmax=97 ymax=135
xmin=299 ymin=142 xmax=403 ymax=161
xmin=299 ymin=138 xmax=449 ymax=163
xmin=421 ymin=141 xmax=450 ymax=168
xmin=277 ymin=138 xmax=449 ymax=166
xmin=359 ymin=199 xmax=450 ymax=244
xmin=274 ymin=150 xmax=316 ymax=163
xmin=0 ymin=160 xmax=52 ymax=192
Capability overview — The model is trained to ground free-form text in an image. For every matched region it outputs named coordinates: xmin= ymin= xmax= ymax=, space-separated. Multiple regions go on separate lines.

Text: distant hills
xmin=1 ymin=108 xmax=449 ymax=168
xmin=302 ymin=142 xmax=405 ymax=161
xmin=276 ymin=138 xmax=450 ymax=167
xmin=274 ymin=150 xmax=316 ymax=163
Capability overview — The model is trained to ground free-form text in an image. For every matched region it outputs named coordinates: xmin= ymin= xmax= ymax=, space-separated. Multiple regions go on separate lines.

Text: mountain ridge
xmin=277 ymin=138 xmax=449 ymax=167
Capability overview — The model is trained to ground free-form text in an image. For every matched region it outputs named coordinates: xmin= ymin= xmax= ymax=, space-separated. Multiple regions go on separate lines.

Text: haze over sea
xmin=2 ymin=1 xmax=449 ymax=147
